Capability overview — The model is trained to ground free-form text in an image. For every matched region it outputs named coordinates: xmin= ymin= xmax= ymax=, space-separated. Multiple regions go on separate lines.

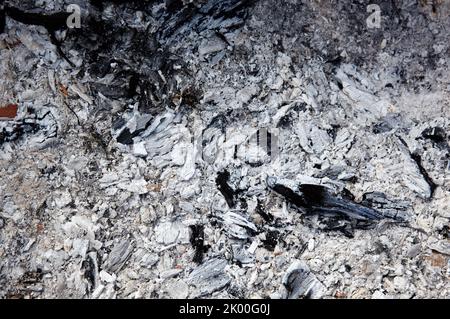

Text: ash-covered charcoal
xmin=255 ymin=199 xmax=274 ymax=223
xmin=103 ymin=239 xmax=135 ymax=273
xmin=187 ymin=258 xmax=231 ymax=298
xmin=281 ymin=260 xmax=325 ymax=299
xmin=361 ymin=192 xmax=411 ymax=221
xmin=231 ymin=243 xmax=255 ymax=265
xmin=111 ymin=112 xmax=153 ymax=145
xmin=267 ymin=176 xmax=414 ymax=237
xmin=2 ymin=3 xmax=83 ymax=65
xmin=267 ymin=177 xmax=390 ymax=222
xmin=410 ymin=153 xmax=437 ymax=198
xmin=19 ymin=269 xmax=44 ymax=285
xmin=219 ymin=210 xmax=258 ymax=240
xmin=0 ymin=110 xmax=58 ymax=147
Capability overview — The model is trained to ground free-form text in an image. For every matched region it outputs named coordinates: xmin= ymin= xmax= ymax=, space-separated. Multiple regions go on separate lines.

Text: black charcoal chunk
xmin=116 ymin=128 xmax=134 ymax=145
xmin=190 ymin=224 xmax=208 ymax=264
xmin=216 ymin=170 xmax=236 ymax=208
xmin=420 ymin=127 xmax=448 ymax=146
xmin=267 ymin=177 xmax=406 ymax=223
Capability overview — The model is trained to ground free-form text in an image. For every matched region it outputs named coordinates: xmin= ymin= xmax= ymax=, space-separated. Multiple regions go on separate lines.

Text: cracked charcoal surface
xmin=0 ymin=0 xmax=449 ymax=299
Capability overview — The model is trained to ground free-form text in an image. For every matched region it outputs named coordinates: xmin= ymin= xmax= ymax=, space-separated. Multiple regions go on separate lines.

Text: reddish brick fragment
xmin=0 ymin=104 xmax=18 ymax=119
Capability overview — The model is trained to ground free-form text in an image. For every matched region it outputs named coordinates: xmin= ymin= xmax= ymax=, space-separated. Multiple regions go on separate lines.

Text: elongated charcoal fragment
xmin=267 ymin=177 xmax=405 ymax=222
xmin=189 ymin=224 xmax=208 ymax=264
xmin=216 ymin=170 xmax=236 ymax=208
xmin=0 ymin=5 xmax=5 ymax=34
xmin=4 ymin=6 xmax=70 ymax=31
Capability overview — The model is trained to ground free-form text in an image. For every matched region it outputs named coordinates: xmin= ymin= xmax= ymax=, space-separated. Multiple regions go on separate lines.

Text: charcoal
xmin=281 ymin=260 xmax=325 ymax=299
xmin=267 ymin=177 xmax=389 ymax=222
xmin=231 ymin=243 xmax=255 ymax=265
xmin=220 ymin=211 xmax=257 ymax=240
xmin=420 ymin=127 xmax=448 ymax=148
xmin=103 ymin=240 xmax=135 ymax=273
xmin=82 ymin=252 xmax=100 ymax=293
xmin=0 ymin=5 xmax=5 ymax=34
xmin=361 ymin=192 xmax=411 ymax=221
xmin=187 ymin=258 xmax=231 ymax=298
xmin=261 ymin=230 xmax=279 ymax=251
xmin=4 ymin=6 xmax=70 ymax=32
xmin=0 ymin=110 xmax=58 ymax=147
xmin=255 ymin=199 xmax=274 ymax=223
xmin=189 ymin=224 xmax=208 ymax=264
xmin=216 ymin=170 xmax=236 ymax=208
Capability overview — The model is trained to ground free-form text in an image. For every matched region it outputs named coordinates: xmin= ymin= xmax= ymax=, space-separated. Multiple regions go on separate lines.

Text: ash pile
xmin=0 ymin=0 xmax=449 ymax=299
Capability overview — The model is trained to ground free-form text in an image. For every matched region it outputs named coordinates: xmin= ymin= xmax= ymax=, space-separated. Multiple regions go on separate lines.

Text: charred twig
xmin=267 ymin=177 xmax=407 ymax=223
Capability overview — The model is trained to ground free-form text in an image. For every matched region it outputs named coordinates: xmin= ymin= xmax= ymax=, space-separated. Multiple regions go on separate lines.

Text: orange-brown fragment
xmin=426 ymin=252 xmax=448 ymax=268
xmin=59 ymin=84 xmax=69 ymax=97
xmin=0 ymin=103 xmax=18 ymax=119
xmin=335 ymin=291 xmax=347 ymax=299
xmin=36 ymin=223 xmax=45 ymax=234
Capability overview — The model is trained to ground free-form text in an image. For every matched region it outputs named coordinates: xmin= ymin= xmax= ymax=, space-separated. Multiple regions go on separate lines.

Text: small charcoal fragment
xmin=0 ymin=6 xmax=5 ymax=34
xmin=255 ymin=199 xmax=274 ymax=223
xmin=410 ymin=153 xmax=437 ymax=198
xmin=82 ymin=252 xmax=99 ymax=293
xmin=281 ymin=260 xmax=325 ymax=299
xmin=221 ymin=211 xmax=257 ymax=240
xmin=116 ymin=128 xmax=134 ymax=145
xmin=188 ymin=258 xmax=231 ymax=298
xmin=190 ymin=224 xmax=208 ymax=264
xmin=421 ymin=127 xmax=447 ymax=146
xmin=216 ymin=170 xmax=236 ymax=208
xmin=104 ymin=240 xmax=135 ymax=273
xmin=262 ymin=230 xmax=279 ymax=251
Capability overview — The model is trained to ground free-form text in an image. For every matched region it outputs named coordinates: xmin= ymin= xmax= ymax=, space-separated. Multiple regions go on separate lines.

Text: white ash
xmin=0 ymin=0 xmax=449 ymax=299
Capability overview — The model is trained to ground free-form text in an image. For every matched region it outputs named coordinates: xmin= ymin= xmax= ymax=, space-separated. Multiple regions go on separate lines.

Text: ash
xmin=0 ymin=0 xmax=449 ymax=299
